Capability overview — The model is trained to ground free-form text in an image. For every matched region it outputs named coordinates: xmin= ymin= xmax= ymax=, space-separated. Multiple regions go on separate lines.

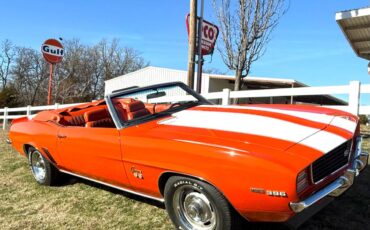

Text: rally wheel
xmin=164 ymin=176 xmax=233 ymax=230
xmin=28 ymin=147 xmax=60 ymax=186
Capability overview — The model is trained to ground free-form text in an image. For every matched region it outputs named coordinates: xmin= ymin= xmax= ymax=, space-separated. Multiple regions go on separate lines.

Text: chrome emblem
xmin=250 ymin=188 xmax=288 ymax=198
xmin=344 ymin=149 xmax=350 ymax=157
xmin=250 ymin=188 xmax=265 ymax=194
xmin=266 ymin=190 xmax=288 ymax=198
xmin=131 ymin=166 xmax=144 ymax=179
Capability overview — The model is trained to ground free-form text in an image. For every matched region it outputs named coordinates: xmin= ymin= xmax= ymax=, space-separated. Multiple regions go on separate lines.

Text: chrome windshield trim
xmin=105 ymin=95 xmax=123 ymax=130
xmin=59 ymin=169 xmax=164 ymax=203
xmin=104 ymin=82 xmax=210 ymax=130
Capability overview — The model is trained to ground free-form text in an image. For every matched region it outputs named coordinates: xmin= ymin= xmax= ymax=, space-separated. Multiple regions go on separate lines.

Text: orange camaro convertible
xmin=8 ymin=82 xmax=369 ymax=229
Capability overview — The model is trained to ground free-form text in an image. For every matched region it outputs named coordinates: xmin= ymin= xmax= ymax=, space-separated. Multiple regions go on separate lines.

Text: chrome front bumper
xmin=290 ymin=137 xmax=369 ymax=213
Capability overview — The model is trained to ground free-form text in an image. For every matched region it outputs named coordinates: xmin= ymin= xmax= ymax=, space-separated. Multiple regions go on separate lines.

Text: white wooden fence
xmin=1 ymin=81 xmax=369 ymax=130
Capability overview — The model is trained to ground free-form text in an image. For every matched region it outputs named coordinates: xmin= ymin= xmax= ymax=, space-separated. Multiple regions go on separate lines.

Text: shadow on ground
xmin=62 ymin=166 xmax=370 ymax=230
xmin=63 ymin=176 xmax=165 ymax=209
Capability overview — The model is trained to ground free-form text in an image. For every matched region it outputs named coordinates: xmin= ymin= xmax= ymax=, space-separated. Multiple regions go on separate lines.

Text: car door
xmin=57 ymin=126 xmax=130 ymax=187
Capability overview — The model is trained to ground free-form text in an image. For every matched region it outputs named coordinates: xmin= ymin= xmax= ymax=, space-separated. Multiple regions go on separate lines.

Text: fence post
xmin=348 ymin=81 xmax=361 ymax=115
xmin=26 ymin=105 xmax=31 ymax=118
xmin=222 ymin=88 xmax=231 ymax=106
xmin=2 ymin=107 xmax=8 ymax=130
xmin=54 ymin=103 xmax=60 ymax=110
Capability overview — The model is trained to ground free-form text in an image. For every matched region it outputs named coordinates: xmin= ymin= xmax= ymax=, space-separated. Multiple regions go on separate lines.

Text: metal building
xmin=105 ymin=66 xmax=346 ymax=105
xmin=336 ymin=6 xmax=370 ymax=120
xmin=336 ymin=7 xmax=370 ymax=60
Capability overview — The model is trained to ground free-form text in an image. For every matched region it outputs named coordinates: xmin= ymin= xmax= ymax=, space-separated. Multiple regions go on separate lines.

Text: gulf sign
xmin=186 ymin=14 xmax=219 ymax=55
xmin=41 ymin=39 xmax=64 ymax=64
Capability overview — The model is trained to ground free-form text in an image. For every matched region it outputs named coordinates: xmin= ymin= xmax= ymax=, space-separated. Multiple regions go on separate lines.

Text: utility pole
xmin=196 ymin=0 xmax=204 ymax=93
xmin=187 ymin=0 xmax=197 ymax=90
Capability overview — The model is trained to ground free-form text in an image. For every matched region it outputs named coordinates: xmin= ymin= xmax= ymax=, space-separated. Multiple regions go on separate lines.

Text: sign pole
xmin=42 ymin=38 xmax=64 ymax=105
xmin=47 ymin=63 xmax=53 ymax=105
xmin=196 ymin=0 xmax=204 ymax=94
xmin=187 ymin=0 xmax=197 ymax=90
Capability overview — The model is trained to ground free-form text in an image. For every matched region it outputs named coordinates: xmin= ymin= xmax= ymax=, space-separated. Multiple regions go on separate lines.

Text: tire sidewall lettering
xmin=173 ymin=180 xmax=204 ymax=191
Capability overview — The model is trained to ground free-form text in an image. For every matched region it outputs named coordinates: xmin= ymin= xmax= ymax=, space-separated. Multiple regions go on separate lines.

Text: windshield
xmin=108 ymin=82 xmax=209 ymax=126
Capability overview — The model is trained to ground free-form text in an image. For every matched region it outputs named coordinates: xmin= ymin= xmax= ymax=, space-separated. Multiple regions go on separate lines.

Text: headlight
xmin=296 ymin=169 xmax=309 ymax=193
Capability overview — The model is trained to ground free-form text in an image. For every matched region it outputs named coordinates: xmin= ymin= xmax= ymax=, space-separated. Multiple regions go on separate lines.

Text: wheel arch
xmin=22 ymin=143 xmax=57 ymax=168
xmin=158 ymin=171 xmax=249 ymax=223
xmin=158 ymin=171 xmax=236 ymax=209
xmin=23 ymin=143 xmax=35 ymax=156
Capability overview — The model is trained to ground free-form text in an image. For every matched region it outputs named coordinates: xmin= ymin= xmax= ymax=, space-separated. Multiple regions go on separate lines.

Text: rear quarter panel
xmin=9 ymin=118 xmax=59 ymax=162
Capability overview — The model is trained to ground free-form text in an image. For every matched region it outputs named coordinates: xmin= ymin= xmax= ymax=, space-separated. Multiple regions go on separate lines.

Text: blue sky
xmin=1 ymin=0 xmax=369 ymax=88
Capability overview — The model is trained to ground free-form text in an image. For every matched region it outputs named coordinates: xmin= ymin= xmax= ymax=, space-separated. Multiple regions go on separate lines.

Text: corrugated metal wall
xmin=104 ymin=66 xmax=212 ymax=95
xmin=105 ymin=67 xmax=188 ymax=95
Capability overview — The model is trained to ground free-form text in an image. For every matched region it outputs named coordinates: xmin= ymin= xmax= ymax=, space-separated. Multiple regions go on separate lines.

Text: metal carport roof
xmin=208 ymin=74 xmax=347 ymax=105
xmin=336 ymin=7 xmax=370 ymax=60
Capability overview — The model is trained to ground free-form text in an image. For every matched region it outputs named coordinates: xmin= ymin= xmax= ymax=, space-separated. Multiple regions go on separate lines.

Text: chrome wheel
xmin=173 ymin=186 xmax=217 ymax=230
xmin=30 ymin=150 xmax=46 ymax=182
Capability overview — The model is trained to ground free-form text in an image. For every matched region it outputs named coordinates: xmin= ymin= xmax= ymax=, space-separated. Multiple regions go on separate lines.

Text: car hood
xmin=155 ymin=104 xmax=357 ymax=155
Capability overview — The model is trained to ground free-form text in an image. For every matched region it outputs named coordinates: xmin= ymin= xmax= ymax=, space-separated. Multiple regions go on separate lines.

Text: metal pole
xmin=2 ymin=107 xmax=8 ymax=130
xmin=187 ymin=0 xmax=197 ymax=90
xmin=47 ymin=63 xmax=53 ymax=105
xmin=290 ymin=83 xmax=294 ymax=104
xmin=196 ymin=0 xmax=204 ymax=94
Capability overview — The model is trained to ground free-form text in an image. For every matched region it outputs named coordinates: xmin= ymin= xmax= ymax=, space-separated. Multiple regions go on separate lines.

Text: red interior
xmin=46 ymin=98 xmax=173 ymax=128
xmin=84 ymin=107 xmax=115 ymax=128
xmin=120 ymin=99 xmax=151 ymax=120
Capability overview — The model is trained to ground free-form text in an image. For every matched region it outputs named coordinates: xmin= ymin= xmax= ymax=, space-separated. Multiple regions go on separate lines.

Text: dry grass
xmin=0 ymin=132 xmax=172 ymax=230
xmin=0 ymin=127 xmax=369 ymax=230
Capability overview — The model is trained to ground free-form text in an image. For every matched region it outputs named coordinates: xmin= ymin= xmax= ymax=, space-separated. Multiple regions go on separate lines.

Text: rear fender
xmin=23 ymin=143 xmax=58 ymax=168
xmin=11 ymin=116 xmax=29 ymax=126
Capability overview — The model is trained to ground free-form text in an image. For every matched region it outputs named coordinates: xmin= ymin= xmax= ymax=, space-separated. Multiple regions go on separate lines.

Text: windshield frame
xmin=105 ymin=81 xmax=211 ymax=129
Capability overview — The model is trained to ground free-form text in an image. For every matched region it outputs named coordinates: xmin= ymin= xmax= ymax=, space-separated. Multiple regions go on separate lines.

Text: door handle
xmin=57 ymin=134 xmax=67 ymax=138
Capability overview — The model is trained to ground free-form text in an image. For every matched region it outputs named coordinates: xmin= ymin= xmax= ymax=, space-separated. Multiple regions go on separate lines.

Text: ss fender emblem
xmin=130 ymin=166 xmax=144 ymax=179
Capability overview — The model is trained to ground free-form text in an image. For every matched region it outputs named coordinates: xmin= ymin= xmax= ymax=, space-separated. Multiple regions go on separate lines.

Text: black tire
xmin=28 ymin=147 xmax=60 ymax=186
xmin=164 ymin=176 xmax=233 ymax=230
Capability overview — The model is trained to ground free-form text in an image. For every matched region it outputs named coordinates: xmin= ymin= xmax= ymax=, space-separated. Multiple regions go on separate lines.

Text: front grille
xmin=311 ymin=140 xmax=352 ymax=183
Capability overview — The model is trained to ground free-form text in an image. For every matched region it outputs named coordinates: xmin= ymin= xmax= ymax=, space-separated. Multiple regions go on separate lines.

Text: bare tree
xmin=53 ymin=39 xmax=92 ymax=103
xmin=4 ymin=38 xmax=148 ymax=106
xmin=53 ymin=39 xmax=148 ymax=103
xmin=11 ymin=47 xmax=48 ymax=105
xmin=97 ymin=39 xmax=148 ymax=81
xmin=0 ymin=40 xmax=15 ymax=90
xmin=212 ymin=0 xmax=287 ymax=102
xmin=203 ymin=67 xmax=227 ymax=75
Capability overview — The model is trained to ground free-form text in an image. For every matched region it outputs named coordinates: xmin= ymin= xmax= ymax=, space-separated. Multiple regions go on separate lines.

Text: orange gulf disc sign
xmin=41 ymin=39 xmax=64 ymax=64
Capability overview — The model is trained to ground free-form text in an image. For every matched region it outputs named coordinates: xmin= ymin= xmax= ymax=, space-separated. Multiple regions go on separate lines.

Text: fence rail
xmin=1 ymin=81 xmax=369 ymax=130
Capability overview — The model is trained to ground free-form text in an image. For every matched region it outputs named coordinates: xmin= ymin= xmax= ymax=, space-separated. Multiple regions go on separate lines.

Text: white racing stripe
xmin=330 ymin=116 xmax=357 ymax=133
xmin=201 ymin=105 xmax=334 ymax=125
xmin=299 ymin=132 xmax=348 ymax=153
xmin=200 ymin=105 xmax=357 ymax=134
xmin=160 ymin=110 xmax=347 ymax=153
